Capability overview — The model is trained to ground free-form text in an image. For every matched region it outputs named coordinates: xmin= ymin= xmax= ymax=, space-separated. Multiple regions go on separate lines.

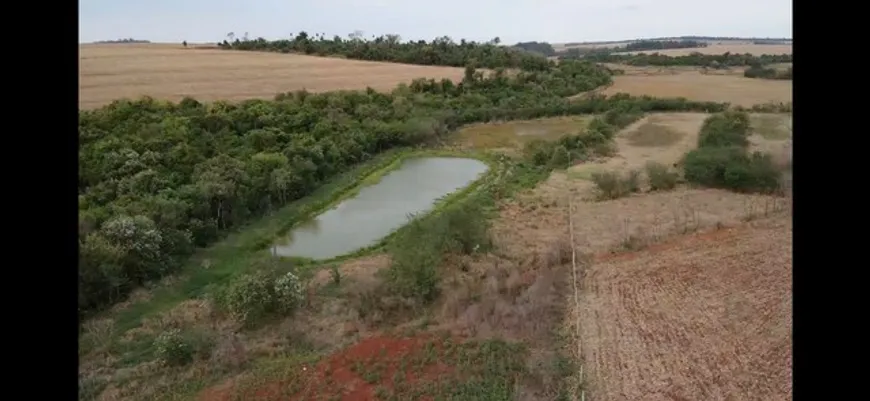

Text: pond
xmin=272 ymin=157 xmax=489 ymax=260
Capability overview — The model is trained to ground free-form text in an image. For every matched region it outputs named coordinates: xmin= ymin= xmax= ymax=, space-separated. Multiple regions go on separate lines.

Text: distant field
xmin=553 ymin=39 xmax=792 ymax=56
xmin=615 ymin=43 xmax=792 ymax=56
xmin=602 ymin=72 xmax=792 ymax=106
xmin=79 ymin=43 xmax=467 ymax=109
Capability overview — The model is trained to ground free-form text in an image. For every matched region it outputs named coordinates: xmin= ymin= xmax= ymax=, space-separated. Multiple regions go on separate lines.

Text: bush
xmin=273 ymin=272 xmax=305 ymax=313
xmin=722 ymin=152 xmax=782 ymax=193
xmin=387 ymin=217 xmax=444 ymax=303
xmin=697 ymin=111 xmax=751 ymax=149
xmin=590 ymin=170 xmax=640 ymax=200
xmin=683 ymin=147 xmax=781 ymax=193
xmin=154 ymin=329 xmax=193 ymax=366
xmin=645 ymin=162 xmax=679 ymax=191
xmin=221 ymin=270 xmax=277 ymax=325
xmin=387 ymin=203 xmax=491 ymax=303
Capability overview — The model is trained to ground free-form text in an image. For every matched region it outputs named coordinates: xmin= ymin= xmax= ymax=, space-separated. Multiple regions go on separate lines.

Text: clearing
xmin=79 ymin=43 xmax=467 ymax=109
xmin=602 ymin=72 xmax=792 ymax=106
xmin=572 ymin=213 xmax=792 ymax=401
xmin=451 ymin=116 xmax=592 ymax=152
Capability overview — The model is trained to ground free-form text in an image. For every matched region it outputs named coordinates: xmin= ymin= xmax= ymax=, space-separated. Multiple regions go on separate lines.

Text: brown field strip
xmin=79 ymin=44 xmax=467 ymax=109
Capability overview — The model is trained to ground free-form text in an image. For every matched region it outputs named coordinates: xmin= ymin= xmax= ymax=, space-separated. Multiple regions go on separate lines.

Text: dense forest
xmin=78 ymin=51 xmax=735 ymax=317
xmin=567 ymin=51 xmax=793 ymax=68
xmin=218 ymin=32 xmax=552 ymax=70
xmin=512 ymin=41 xmax=557 ymax=57
xmin=622 ymin=40 xmax=708 ymax=51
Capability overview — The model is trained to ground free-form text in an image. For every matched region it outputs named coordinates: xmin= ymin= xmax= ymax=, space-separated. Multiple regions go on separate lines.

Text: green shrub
xmin=387 ymin=203 xmax=491 ymax=303
xmin=722 ymin=152 xmax=782 ymax=193
xmin=697 ymin=111 xmax=751 ymax=149
xmin=590 ymin=170 xmax=640 ymax=200
xmin=154 ymin=329 xmax=193 ymax=366
xmin=645 ymin=162 xmax=679 ymax=191
xmin=387 ymin=217 xmax=444 ymax=303
xmin=273 ymin=271 xmax=305 ymax=313
xmin=221 ymin=270 xmax=277 ymax=325
xmin=683 ymin=147 xmax=781 ymax=193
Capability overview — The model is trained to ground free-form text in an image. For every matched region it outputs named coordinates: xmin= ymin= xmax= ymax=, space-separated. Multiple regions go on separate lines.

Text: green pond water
xmin=272 ymin=157 xmax=489 ymax=260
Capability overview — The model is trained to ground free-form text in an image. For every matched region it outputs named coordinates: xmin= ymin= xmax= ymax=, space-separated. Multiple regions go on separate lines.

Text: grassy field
xmin=79 ymin=43 xmax=467 ymax=109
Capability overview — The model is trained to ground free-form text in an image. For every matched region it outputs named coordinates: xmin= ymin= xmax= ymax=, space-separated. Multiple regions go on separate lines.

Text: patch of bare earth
xmin=79 ymin=44 xmax=467 ymax=109
xmin=603 ymin=72 xmax=792 ymax=107
xmin=574 ymin=214 xmax=792 ymax=401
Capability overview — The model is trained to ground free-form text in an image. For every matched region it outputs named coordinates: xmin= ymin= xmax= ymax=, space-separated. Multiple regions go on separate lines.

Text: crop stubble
xmin=79 ymin=44 xmax=467 ymax=109
xmin=603 ymin=72 xmax=792 ymax=106
xmin=575 ymin=215 xmax=792 ymax=401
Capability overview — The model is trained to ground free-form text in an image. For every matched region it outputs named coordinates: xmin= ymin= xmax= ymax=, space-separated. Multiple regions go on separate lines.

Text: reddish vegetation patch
xmin=200 ymin=334 xmax=455 ymax=401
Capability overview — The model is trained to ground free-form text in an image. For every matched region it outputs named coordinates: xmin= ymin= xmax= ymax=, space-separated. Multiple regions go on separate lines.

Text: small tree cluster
xmin=682 ymin=111 xmax=782 ymax=193
xmin=644 ymin=162 xmax=680 ymax=191
xmin=219 ymin=269 xmax=304 ymax=325
xmin=523 ymin=109 xmax=644 ymax=170
xmin=744 ymin=65 xmax=792 ymax=80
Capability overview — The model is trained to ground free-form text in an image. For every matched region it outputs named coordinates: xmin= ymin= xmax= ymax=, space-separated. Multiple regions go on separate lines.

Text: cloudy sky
xmin=79 ymin=0 xmax=792 ymax=44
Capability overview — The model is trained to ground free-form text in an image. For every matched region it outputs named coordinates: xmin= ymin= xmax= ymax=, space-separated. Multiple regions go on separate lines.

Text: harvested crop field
xmin=573 ymin=214 xmax=792 ymax=401
xmin=603 ymin=72 xmax=792 ymax=106
xmin=79 ymin=43 xmax=467 ymax=109
xmin=616 ymin=43 xmax=792 ymax=56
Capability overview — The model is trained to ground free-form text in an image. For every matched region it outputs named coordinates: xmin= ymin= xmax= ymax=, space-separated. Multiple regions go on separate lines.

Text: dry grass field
xmin=616 ymin=43 xmax=792 ymax=56
xmin=79 ymin=43 xmax=467 ymax=109
xmin=573 ymin=213 xmax=792 ymax=401
xmin=602 ymin=72 xmax=792 ymax=106
xmin=553 ymin=39 xmax=792 ymax=56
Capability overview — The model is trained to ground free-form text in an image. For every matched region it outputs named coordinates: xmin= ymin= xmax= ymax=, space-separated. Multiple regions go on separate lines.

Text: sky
xmin=79 ymin=0 xmax=792 ymax=45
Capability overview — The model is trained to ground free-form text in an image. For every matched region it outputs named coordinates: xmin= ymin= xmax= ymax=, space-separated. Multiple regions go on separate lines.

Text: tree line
xmin=218 ymin=32 xmax=552 ymax=70
xmin=744 ymin=65 xmax=792 ymax=80
xmin=566 ymin=51 xmax=793 ymax=68
xmin=512 ymin=41 xmax=557 ymax=57
xmin=622 ymin=40 xmax=708 ymax=51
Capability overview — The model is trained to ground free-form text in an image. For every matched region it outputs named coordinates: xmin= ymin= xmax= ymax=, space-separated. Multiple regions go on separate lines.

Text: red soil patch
xmin=199 ymin=334 xmax=455 ymax=401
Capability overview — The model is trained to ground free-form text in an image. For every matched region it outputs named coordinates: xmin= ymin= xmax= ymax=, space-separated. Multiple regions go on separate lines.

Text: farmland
xmin=602 ymin=71 xmax=793 ymax=106
xmin=79 ymin=43 xmax=467 ymax=109
xmin=616 ymin=43 xmax=792 ymax=56
xmin=78 ymin=35 xmax=792 ymax=401
xmin=574 ymin=214 xmax=792 ymax=400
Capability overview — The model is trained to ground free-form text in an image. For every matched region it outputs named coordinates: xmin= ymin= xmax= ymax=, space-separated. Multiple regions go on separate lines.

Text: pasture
xmin=79 ymin=43 xmax=467 ymax=109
